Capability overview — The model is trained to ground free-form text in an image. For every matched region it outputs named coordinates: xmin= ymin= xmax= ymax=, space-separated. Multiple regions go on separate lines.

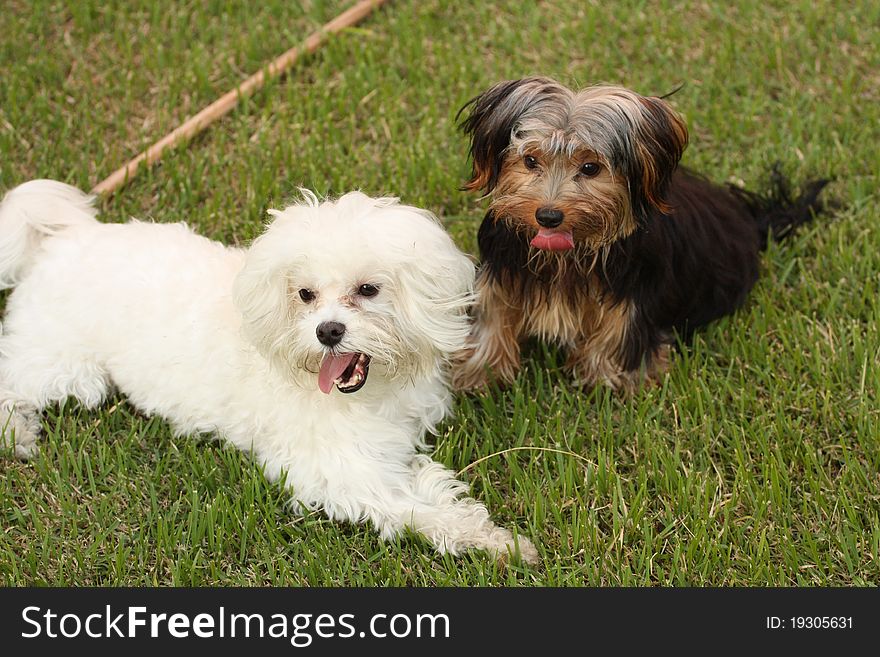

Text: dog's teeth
xmin=333 ymin=353 xmax=369 ymax=390
xmin=336 ymin=372 xmax=363 ymax=389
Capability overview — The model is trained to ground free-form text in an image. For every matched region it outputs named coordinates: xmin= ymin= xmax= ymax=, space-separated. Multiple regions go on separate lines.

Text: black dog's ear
xmin=457 ymin=77 xmax=554 ymax=192
xmin=629 ymin=95 xmax=688 ymax=215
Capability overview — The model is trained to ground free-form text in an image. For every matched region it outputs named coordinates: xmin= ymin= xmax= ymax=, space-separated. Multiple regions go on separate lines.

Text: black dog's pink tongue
xmin=530 ymin=229 xmax=574 ymax=251
xmin=318 ymin=353 xmax=356 ymax=394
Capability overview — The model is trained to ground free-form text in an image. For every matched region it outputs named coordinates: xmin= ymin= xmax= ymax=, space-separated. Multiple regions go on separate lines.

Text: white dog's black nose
xmin=535 ymin=207 xmax=564 ymax=228
xmin=316 ymin=321 xmax=346 ymax=347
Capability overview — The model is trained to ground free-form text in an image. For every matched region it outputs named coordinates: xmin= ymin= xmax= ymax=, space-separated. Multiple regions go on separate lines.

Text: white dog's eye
xmin=357 ymin=283 xmax=380 ymax=298
xmin=298 ymin=288 xmax=316 ymax=303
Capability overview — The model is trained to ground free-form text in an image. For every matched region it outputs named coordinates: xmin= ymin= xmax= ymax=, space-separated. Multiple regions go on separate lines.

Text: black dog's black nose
xmin=316 ymin=321 xmax=346 ymax=347
xmin=535 ymin=207 xmax=564 ymax=228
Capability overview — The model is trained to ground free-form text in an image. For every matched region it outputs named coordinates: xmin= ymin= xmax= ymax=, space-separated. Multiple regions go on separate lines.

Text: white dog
xmin=0 ymin=180 xmax=537 ymax=563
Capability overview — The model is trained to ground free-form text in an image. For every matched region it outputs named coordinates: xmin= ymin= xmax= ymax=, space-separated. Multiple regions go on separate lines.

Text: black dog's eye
xmin=298 ymin=288 xmax=316 ymax=303
xmin=523 ymin=155 xmax=539 ymax=170
xmin=357 ymin=283 xmax=380 ymax=298
xmin=579 ymin=162 xmax=601 ymax=177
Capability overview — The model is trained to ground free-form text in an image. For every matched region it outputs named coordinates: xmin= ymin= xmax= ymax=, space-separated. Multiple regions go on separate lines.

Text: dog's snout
xmin=316 ymin=321 xmax=346 ymax=347
xmin=535 ymin=207 xmax=565 ymax=228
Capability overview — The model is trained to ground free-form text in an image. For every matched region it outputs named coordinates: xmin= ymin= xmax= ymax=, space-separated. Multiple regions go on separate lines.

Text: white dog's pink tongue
xmin=318 ymin=353 xmax=356 ymax=394
xmin=530 ymin=229 xmax=574 ymax=251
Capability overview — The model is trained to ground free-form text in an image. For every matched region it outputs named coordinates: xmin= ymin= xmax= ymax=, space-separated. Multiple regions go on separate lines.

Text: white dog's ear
xmin=389 ymin=214 xmax=476 ymax=369
xmin=232 ymin=213 xmax=295 ymax=365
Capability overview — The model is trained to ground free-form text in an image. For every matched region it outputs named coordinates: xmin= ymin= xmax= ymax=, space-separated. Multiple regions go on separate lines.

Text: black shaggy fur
xmin=454 ymin=78 xmax=831 ymax=390
xmin=477 ymin=168 xmax=829 ymax=373
xmin=604 ymin=169 xmax=828 ymax=370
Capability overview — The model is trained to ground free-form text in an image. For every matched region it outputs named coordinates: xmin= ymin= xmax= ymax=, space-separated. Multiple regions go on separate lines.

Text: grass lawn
xmin=0 ymin=0 xmax=878 ymax=585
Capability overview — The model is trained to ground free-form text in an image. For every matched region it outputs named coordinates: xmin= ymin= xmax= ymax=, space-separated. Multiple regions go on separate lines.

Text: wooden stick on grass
xmin=91 ymin=0 xmax=389 ymax=196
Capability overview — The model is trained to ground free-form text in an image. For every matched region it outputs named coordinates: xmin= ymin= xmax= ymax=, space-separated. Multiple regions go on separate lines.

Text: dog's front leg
xmin=452 ymin=271 xmax=522 ymax=390
xmin=370 ymin=455 xmax=538 ymax=563
xmin=567 ymin=299 xmax=670 ymax=391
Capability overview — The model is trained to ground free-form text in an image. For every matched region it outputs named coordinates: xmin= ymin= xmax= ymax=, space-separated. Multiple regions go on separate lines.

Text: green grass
xmin=1 ymin=0 xmax=878 ymax=585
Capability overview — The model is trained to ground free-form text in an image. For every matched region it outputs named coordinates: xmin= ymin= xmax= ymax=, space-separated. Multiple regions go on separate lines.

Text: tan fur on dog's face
xmin=489 ymin=145 xmax=636 ymax=251
xmin=459 ymin=78 xmax=688 ymax=253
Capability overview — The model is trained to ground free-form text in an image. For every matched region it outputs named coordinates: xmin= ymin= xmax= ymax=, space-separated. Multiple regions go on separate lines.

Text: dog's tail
xmin=729 ymin=165 xmax=831 ymax=246
xmin=0 ymin=179 xmax=98 ymax=288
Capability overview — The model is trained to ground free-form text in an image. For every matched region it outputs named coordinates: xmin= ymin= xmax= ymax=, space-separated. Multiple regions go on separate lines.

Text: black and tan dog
xmin=452 ymin=77 xmax=828 ymax=391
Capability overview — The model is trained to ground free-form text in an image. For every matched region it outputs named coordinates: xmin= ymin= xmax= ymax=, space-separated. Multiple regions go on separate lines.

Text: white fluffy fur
xmin=0 ymin=180 xmax=537 ymax=563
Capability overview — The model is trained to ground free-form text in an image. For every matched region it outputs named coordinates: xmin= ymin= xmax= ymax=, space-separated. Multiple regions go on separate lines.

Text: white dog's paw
xmin=485 ymin=526 xmax=540 ymax=565
xmin=509 ymin=534 xmax=540 ymax=564
xmin=1 ymin=402 xmax=40 ymax=460
xmin=13 ymin=439 xmax=38 ymax=460
xmin=502 ymin=534 xmax=540 ymax=565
